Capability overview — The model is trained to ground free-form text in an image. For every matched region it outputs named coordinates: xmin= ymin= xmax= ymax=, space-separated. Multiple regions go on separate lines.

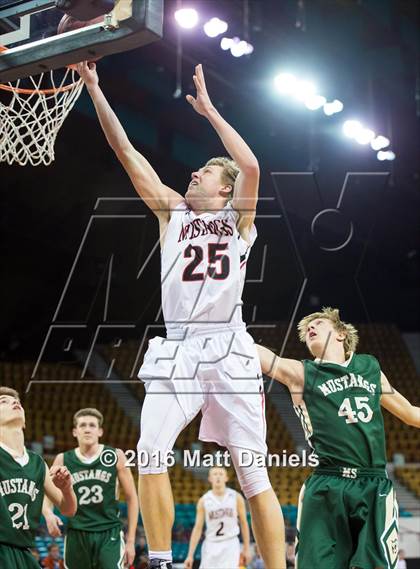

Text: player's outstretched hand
xmin=44 ymin=512 xmax=63 ymax=537
xmin=186 ymin=64 xmax=214 ymax=117
xmin=50 ymin=465 xmax=72 ymax=492
xmin=124 ymin=540 xmax=135 ymax=567
xmin=184 ymin=555 xmax=193 ymax=569
xmin=76 ymin=61 xmax=99 ymax=91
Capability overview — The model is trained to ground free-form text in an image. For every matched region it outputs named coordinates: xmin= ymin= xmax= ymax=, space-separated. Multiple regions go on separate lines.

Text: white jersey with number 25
xmin=161 ymin=201 xmax=256 ymax=338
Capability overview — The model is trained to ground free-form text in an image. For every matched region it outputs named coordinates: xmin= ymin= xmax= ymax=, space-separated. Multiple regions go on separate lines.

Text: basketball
xmin=57 ymin=14 xmax=104 ymax=63
xmin=57 ymin=14 xmax=104 ymax=35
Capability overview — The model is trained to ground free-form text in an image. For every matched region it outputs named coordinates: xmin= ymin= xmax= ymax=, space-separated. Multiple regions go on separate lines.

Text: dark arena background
xmin=1 ymin=0 xmax=419 ymax=568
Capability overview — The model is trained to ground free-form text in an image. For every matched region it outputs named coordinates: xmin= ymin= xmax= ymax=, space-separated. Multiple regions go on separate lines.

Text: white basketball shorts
xmin=199 ymin=537 xmax=241 ymax=569
xmin=138 ymin=327 xmax=267 ymax=456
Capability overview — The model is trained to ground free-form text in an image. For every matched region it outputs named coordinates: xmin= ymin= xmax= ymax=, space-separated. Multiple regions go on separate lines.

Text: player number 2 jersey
xmin=161 ymin=201 xmax=256 ymax=338
xmin=0 ymin=447 xmax=45 ymax=548
xmin=295 ymin=353 xmax=387 ymax=468
xmin=203 ymin=488 xmax=239 ymax=542
xmin=63 ymin=446 xmax=121 ymax=532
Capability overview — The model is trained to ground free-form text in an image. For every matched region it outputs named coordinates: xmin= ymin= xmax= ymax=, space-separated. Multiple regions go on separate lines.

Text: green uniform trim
xmin=314 ymin=466 xmax=388 ymax=479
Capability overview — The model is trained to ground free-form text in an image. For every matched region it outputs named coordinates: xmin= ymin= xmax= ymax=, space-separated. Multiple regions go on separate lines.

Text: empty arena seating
xmin=0 ymin=362 xmax=139 ymax=453
xmin=395 ymin=467 xmax=420 ymax=498
xmin=357 ymin=324 xmax=420 ymax=463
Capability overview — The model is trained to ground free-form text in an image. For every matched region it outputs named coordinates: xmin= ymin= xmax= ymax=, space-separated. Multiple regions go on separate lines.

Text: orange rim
xmin=0 ymin=45 xmax=81 ymax=95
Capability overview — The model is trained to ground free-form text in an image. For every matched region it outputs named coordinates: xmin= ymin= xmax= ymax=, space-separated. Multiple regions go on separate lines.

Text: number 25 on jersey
xmin=183 ymin=243 xmax=230 ymax=281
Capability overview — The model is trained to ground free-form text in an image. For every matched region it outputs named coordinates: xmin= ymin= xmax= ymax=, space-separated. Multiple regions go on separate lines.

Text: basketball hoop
xmin=0 ymin=45 xmax=84 ymax=166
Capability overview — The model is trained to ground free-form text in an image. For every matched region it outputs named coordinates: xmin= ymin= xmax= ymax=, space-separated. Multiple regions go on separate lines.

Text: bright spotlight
xmin=323 ymin=103 xmax=333 ymax=116
xmin=343 ymin=120 xmax=363 ymax=138
xmin=324 ymin=99 xmax=344 ymax=115
xmin=274 ymin=73 xmax=297 ymax=94
xmin=243 ymin=42 xmax=254 ymax=55
xmin=174 ymin=8 xmax=199 ymax=29
xmin=293 ymin=80 xmax=316 ymax=101
xmin=370 ymin=135 xmax=390 ymax=151
xmin=323 ymin=103 xmax=335 ymax=116
xmin=230 ymin=38 xmax=251 ymax=57
xmin=220 ymin=37 xmax=232 ymax=50
xmin=355 ymin=128 xmax=375 ymax=145
xmin=204 ymin=17 xmax=228 ymax=38
xmin=377 ymin=150 xmax=396 ymax=161
xmin=230 ymin=39 xmax=244 ymax=57
xmin=305 ymin=94 xmax=327 ymax=110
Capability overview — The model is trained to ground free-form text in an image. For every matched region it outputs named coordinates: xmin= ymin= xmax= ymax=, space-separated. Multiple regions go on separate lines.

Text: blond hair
xmin=206 ymin=157 xmax=239 ymax=195
xmin=0 ymin=386 xmax=20 ymax=400
xmin=73 ymin=408 xmax=103 ymax=428
xmin=297 ymin=307 xmax=359 ymax=356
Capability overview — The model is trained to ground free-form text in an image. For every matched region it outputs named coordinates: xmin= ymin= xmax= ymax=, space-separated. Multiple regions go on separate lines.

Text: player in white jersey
xmin=184 ymin=467 xmax=251 ymax=569
xmin=78 ymin=61 xmax=285 ymax=569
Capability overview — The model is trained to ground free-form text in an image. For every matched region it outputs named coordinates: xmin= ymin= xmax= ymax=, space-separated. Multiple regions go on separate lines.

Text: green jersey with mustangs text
xmin=0 ymin=446 xmax=46 ymax=548
xmin=63 ymin=445 xmax=121 ymax=531
xmin=295 ymin=353 xmax=387 ymax=468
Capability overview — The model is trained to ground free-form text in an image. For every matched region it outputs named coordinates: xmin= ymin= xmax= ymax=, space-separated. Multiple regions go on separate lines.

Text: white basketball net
xmin=0 ymin=68 xmax=84 ymax=166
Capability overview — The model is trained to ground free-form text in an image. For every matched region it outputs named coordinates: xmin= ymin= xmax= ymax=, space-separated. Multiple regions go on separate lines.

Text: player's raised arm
xmin=186 ymin=64 xmax=260 ymax=234
xmin=77 ymin=62 xmax=184 ymax=219
xmin=116 ymin=449 xmax=138 ymax=566
xmin=380 ymin=372 xmax=420 ymax=427
xmin=184 ymin=497 xmax=205 ymax=569
xmin=43 ymin=459 xmax=77 ymax=518
xmin=237 ymin=494 xmax=251 ymax=565
xmin=257 ymin=345 xmax=304 ymax=390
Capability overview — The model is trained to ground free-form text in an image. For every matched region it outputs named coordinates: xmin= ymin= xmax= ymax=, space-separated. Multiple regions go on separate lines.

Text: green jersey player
xmin=43 ymin=407 xmax=138 ymax=569
xmin=0 ymin=386 xmax=77 ymax=569
xmin=257 ymin=308 xmax=420 ymax=569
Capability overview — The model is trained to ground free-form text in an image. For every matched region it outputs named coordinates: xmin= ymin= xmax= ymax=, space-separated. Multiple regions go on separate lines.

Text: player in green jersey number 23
xmin=0 ymin=387 xmax=77 ymax=569
xmin=257 ymin=307 xmax=420 ymax=569
xmin=42 ymin=407 xmax=139 ymax=569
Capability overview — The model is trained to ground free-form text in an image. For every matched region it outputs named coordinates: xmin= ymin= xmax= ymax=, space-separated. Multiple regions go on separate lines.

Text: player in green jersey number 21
xmin=43 ymin=407 xmax=138 ymax=569
xmin=257 ymin=307 xmax=420 ymax=569
xmin=0 ymin=387 xmax=77 ymax=569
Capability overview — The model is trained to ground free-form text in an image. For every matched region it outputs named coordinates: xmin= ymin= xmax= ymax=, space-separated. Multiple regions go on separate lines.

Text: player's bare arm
xmin=237 ymin=494 xmax=252 ymax=565
xmin=380 ymin=372 xmax=420 ymax=428
xmin=76 ymin=62 xmax=184 ymax=222
xmin=186 ymin=64 xmax=259 ymax=240
xmin=42 ymin=453 xmax=66 ymax=537
xmin=184 ymin=497 xmax=205 ymax=569
xmin=43 ymin=457 xmax=77 ymax=518
xmin=257 ymin=345 xmax=305 ymax=402
xmin=116 ymin=448 xmax=138 ymax=566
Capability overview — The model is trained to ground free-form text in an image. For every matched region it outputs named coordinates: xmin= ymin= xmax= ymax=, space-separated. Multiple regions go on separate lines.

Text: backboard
xmin=0 ymin=0 xmax=163 ymax=83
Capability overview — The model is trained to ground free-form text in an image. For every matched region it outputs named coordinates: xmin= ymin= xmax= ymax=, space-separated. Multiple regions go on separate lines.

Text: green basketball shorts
xmin=295 ymin=467 xmax=399 ymax=569
xmin=64 ymin=526 xmax=125 ymax=569
xmin=0 ymin=543 xmax=41 ymax=569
